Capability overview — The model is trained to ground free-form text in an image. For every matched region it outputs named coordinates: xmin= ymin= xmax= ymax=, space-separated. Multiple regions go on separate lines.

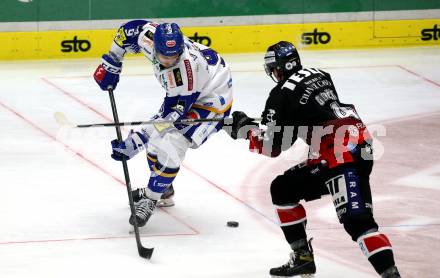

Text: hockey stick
xmin=107 ymin=87 xmax=154 ymax=259
xmin=55 ymin=113 xmax=262 ymax=128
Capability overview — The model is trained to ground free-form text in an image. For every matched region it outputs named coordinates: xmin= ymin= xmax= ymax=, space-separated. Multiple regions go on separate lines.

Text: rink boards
xmin=1 ymin=18 xmax=439 ymax=60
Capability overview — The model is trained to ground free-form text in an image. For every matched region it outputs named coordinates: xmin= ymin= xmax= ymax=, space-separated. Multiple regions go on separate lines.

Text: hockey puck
xmin=227 ymin=221 xmax=239 ymax=228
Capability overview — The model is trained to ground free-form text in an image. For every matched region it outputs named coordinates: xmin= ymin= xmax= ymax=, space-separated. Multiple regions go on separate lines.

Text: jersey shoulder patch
xmin=137 ymin=23 xmax=158 ymax=57
xmin=114 ymin=20 xmax=149 ymax=48
xmin=114 ymin=27 xmax=127 ymax=47
xmin=162 ymin=68 xmax=184 ymax=91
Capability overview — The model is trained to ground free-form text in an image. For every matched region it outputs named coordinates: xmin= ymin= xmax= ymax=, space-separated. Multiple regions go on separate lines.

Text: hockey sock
xmin=275 ymin=203 xmax=308 ymax=243
xmin=357 ymin=231 xmax=396 ymax=274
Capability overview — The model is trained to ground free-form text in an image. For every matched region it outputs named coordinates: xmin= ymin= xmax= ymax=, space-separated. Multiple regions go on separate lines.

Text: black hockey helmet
xmin=264 ymin=41 xmax=301 ymax=82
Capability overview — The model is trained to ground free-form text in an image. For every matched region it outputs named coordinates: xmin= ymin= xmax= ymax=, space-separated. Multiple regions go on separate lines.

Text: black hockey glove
xmin=227 ymin=111 xmax=259 ymax=140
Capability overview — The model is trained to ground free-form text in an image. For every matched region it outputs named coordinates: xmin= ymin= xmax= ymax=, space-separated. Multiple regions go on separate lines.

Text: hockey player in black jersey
xmin=226 ymin=41 xmax=401 ymax=277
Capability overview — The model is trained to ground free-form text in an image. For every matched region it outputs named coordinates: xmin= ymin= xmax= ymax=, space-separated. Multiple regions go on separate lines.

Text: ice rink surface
xmin=1 ymin=46 xmax=439 ymax=277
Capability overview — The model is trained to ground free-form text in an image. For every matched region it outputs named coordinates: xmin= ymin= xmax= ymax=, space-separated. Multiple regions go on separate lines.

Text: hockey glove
xmin=111 ymin=130 xmax=148 ymax=161
xmin=228 ymin=111 xmax=259 ymax=140
xmin=93 ymin=54 xmax=122 ymax=91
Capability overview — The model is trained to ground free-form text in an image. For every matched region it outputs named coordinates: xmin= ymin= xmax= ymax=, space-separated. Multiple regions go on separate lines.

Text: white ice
xmin=1 ymin=46 xmax=439 ymax=278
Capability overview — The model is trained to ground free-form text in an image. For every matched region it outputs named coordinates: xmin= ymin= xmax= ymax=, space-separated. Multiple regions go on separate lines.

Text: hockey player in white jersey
xmin=93 ymin=20 xmax=233 ymax=227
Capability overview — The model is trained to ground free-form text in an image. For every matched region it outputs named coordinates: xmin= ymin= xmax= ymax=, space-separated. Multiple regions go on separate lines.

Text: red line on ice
xmin=0 ymin=101 xmax=198 ymax=245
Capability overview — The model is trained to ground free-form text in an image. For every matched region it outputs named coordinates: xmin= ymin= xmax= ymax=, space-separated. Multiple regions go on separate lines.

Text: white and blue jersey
xmin=108 ymin=20 xmax=233 ymax=134
xmin=106 ymin=20 xmax=233 ymax=198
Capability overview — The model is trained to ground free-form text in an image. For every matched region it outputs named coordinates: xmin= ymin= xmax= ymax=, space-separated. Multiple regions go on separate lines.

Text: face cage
xmin=264 ymin=63 xmax=279 ymax=83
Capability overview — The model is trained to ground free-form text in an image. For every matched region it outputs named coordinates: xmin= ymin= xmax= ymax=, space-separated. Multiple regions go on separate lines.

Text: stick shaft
xmin=107 ymin=88 xmax=153 ymax=258
xmin=77 ymin=117 xmax=262 ymax=128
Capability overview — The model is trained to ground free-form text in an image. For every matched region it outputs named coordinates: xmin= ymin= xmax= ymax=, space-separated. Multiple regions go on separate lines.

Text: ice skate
xmin=270 ymin=239 xmax=316 ymax=277
xmin=157 ymin=184 xmax=175 ymax=207
xmin=132 ymin=184 xmax=175 ymax=207
xmin=129 ymin=195 xmax=156 ymax=227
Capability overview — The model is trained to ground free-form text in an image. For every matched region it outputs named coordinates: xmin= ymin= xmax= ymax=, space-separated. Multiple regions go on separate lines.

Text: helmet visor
xmin=264 ymin=63 xmax=273 ymax=76
xmin=156 ymin=52 xmax=181 ymax=68
xmin=264 ymin=50 xmax=277 ymax=77
xmin=264 ymin=63 xmax=280 ymax=83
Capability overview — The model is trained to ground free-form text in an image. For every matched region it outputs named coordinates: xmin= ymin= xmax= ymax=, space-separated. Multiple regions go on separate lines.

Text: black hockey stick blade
xmin=139 ymin=246 xmax=154 ymax=259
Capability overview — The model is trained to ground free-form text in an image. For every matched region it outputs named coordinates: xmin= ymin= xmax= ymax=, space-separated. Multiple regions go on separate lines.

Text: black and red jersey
xmin=250 ymin=67 xmax=371 ymax=168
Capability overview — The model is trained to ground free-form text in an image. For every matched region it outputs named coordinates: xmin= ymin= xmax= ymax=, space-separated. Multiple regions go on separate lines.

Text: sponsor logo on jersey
xmin=325 ymin=174 xmax=348 ymax=209
xmin=421 ymin=24 xmax=440 ymax=41
xmin=344 ymin=169 xmax=365 ymax=213
xmin=184 ymin=60 xmax=193 ymax=91
xmin=61 ymin=36 xmax=91 ymax=52
xmin=114 ymin=27 xmax=127 ymax=47
xmin=173 ymin=68 xmax=183 ymax=87
xmin=188 ymin=32 xmax=212 ymax=46
xmin=167 ymin=71 xmax=176 ymax=89
xmin=327 ymin=169 xmax=366 ymax=219
xmin=141 ymin=31 xmax=153 ymax=46
xmin=145 ymin=30 xmax=154 ymax=40
xmin=302 ymin=29 xmax=331 ymax=45
xmin=166 ymin=40 xmax=176 ymax=47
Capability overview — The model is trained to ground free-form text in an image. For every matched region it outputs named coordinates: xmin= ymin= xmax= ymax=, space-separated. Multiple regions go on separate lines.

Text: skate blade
xmin=157 ymin=198 xmax=175 ymax=207
xmin=128 ymin=199 xmax=174 ymax=208
xmin=271 ymin=275 xmax=315 ymax=278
